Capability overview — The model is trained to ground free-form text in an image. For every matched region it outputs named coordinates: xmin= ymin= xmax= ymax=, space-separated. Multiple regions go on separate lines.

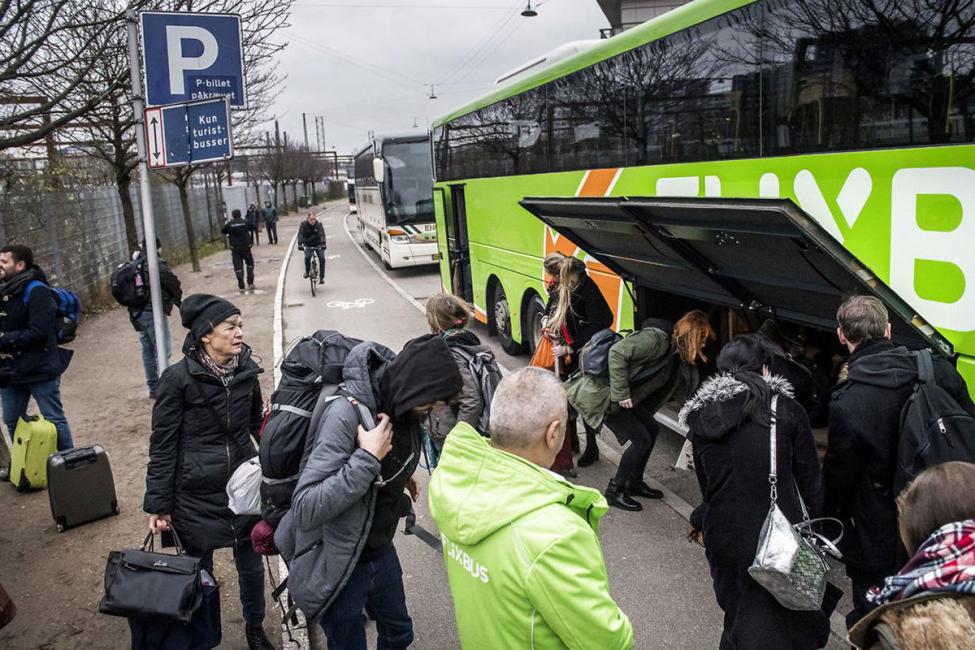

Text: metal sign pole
xmin=127 ymin=9 xmax=169 ymax=378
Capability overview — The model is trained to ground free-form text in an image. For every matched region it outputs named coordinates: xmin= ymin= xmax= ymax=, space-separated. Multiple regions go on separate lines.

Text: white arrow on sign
xmin=145 ymin=107 xmax=165 ymax=168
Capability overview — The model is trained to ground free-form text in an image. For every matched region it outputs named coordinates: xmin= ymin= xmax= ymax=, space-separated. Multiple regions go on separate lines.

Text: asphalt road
xmin=280 ymin=203 xmax=733 ymax=648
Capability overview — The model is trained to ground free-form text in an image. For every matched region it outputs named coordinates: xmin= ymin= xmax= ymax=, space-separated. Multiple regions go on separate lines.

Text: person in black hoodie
xmin=680 ymin=334 xmax=833 ymax=650
xmin=143 ymin=294 xmax=272 ymax=650
xmin=222 ymin=209 xmax=255 ymax=292
xmin=542 ymin=253 xmax=614 ymax=474
xmin=825 ymin=295 xmax=975 ymax=629
xmin=0 ymin=244 xmax=73 ymax=450
xmin=292 ymin=334 xmax=462 ymax=648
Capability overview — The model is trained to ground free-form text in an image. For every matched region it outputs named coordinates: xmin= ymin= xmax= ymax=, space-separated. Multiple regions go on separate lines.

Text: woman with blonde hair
xmin=425 ymin=293 xmax=496 ymax=458
xmin=541 ymin=253 xmax=613 ymax=475
xmin=567 ymin=310 xmax=715 ymax=510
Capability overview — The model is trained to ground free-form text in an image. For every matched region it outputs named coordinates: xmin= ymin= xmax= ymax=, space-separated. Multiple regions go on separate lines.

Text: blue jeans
xmin=304 ymin=247 xmax=326 ymax=280
xmin=133 ymin=309 xmax=171 ymax=392
xmin=320 ymin=547 xmax=413 ymax=650
xmin=190 ymin=539 xmax=266 ymax=627
xmin=1 ymin=377 xmax=73 ymax=450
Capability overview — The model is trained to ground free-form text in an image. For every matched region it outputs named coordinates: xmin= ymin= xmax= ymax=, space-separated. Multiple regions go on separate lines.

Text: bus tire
xmin=523 ymin=292 xmax=547 ymax=356
xmin=492 ymin=283 xmax=526 ymax=356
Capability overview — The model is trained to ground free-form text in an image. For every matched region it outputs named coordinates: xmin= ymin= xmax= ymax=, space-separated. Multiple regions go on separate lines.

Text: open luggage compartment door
xmin=519 ymin=196 xmax=951 ymax=357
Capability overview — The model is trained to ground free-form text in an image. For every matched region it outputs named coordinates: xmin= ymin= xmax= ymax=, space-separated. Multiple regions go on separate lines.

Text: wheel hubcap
xmin=495 ymin=299 xmax=510 ymax=337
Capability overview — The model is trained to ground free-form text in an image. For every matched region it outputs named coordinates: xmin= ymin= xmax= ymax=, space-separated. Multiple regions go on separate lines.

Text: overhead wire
xmin=434 ymin=0 xmax=526 ymax=87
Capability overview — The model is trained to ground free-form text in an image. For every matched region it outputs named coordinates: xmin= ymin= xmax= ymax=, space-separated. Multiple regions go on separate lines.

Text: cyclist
xmin=297 ymin=212 xmax=326 ymax=282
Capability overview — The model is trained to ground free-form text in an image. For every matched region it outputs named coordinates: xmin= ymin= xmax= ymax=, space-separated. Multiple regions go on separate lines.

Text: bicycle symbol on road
xmin=326 ymin=298 xmax=374 ymax=310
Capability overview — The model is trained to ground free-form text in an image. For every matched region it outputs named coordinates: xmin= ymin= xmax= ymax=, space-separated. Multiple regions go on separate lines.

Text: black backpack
xmin=449 ymin=346 xmax=502 ymax=434
xmin=579 ymin=328 xmax=624 ymax=376
xmin=258 ymin=330 xmax=373 ymax=526
xmin=110 ymin=259 xmax=147 ymax=309
xmin=894 ymin=350 xmax=975 ymax=496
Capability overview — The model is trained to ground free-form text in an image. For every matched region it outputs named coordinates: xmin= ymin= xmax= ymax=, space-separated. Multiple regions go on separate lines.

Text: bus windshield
xmin=382 ymin=140 xmax=434 ymax=225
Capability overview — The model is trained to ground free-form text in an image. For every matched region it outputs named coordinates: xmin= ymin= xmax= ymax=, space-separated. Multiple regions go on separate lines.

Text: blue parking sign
xmin=140 ymin=11 xmax=247 ymax=108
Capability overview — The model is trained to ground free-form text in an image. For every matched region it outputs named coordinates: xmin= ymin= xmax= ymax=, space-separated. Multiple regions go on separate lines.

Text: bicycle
xmin=303 ymin=245 xmax=325 ymax=296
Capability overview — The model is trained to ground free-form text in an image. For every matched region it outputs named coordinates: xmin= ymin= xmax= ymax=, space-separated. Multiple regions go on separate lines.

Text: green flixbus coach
xmin=430 ymin=0 xmax=975 ymax=398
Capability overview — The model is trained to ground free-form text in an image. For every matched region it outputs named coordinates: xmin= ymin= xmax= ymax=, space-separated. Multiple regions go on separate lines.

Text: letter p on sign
xmin=140 ymin=11 xmax=247 ymax=108
xmin=166 ymin=26 xmax=219 ymax=95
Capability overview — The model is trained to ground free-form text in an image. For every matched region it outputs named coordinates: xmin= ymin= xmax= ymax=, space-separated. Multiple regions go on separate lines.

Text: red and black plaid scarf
xmin=869 ymin=519 xmax=975 ymax=606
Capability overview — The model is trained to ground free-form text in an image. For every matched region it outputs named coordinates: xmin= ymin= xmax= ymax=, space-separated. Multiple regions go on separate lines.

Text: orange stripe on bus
xmin=578 ymin=168 xmax=619 ymax=197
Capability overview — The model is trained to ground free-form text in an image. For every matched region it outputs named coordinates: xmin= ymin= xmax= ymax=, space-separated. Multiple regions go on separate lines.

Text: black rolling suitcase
xmin=48 ymin=444 xmax=119 ymax=532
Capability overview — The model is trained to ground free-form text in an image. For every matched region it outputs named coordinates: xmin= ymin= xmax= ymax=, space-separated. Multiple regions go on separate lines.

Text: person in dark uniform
xmin=222 ymin=209 xmax=255 ymax=293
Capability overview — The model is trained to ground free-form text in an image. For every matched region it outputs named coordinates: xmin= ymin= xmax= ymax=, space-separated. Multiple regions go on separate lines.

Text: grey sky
xmin=268 ymin=0 xmax=609 ymax=154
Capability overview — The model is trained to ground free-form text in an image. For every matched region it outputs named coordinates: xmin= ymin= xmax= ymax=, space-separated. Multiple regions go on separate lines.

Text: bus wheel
xmin=492 ymin=284 xmax=526 ymax=355
xmin=523 ymin=293 xmax=546 ymax=356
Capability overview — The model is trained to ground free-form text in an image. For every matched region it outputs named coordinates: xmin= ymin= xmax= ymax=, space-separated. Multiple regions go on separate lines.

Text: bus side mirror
xmin=373 ymin=158 xmax=385 ymax=184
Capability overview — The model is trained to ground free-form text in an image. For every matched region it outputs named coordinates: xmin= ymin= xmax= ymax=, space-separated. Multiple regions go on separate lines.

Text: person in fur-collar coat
xmin=679 ymin=334 xmax=833 ymax=650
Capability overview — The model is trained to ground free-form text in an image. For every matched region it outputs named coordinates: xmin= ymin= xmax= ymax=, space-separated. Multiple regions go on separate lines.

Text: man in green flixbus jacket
xmin=428 ymin=367 xmax=633 ymax=649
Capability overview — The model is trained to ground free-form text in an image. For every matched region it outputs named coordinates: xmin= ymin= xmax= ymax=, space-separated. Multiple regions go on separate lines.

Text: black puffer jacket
xmin=0 ymin=267 xmax=72 ymax=384
xmin=681 ymin=372 xmax=829 ymax=649
xmin=144 ymin=340 xmax=264 ymax=552
xmin=825 ymin=339 xmax=975 ymax=572
xmin=546 ymin=274 xmax=613 ymax=353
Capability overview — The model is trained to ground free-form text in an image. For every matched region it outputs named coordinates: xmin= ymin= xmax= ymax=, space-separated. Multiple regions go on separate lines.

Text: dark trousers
xmin=845 ymin=566 xmax=890 ymax=629
xmin=319 ymin=547 xmax=413 ymax=650
xmin=605 ymin=404 xmax=659 ymax=485
xmin=265 ymin=221 xmax=278 ymax=244
xmin=250 ymin=227 xmax=260 ymax=246
xmin=304 ymin=246 xmax=326 ymax=280
xmin=187 ymin=539 xmax=266 ymax=627
xmin=231 ymin=248 xmax=255 ymax=289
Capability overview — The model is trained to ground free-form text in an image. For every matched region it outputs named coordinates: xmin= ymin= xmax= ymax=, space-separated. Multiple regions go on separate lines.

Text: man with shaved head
xmin=429 ymin=367 xmax=633 ymax=649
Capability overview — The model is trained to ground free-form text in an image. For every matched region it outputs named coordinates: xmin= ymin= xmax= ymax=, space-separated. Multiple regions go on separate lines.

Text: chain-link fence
xmin=0 ymin=177 xmax=222 ymax=308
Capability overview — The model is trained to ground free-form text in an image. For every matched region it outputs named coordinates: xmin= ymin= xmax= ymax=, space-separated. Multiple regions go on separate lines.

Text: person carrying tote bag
xmin=679 ymin=334 xmax=837 ymax=650
xmin=99 ymin=526 xmax=221 ymax=649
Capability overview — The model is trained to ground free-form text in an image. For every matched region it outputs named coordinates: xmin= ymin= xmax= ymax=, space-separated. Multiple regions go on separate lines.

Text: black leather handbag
xmin=99 ymin=527 xmax=203 ymax=624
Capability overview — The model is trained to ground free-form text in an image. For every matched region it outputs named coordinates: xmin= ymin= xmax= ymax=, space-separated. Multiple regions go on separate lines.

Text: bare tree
xmin=0 ymin=2 xmax=134 ymax=150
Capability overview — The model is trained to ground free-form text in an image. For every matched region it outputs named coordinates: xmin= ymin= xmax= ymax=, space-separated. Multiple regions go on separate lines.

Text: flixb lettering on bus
xmin=890 ymin=167 xmax=975 ymax=332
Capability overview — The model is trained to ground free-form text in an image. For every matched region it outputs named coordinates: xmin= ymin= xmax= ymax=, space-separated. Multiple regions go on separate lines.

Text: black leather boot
xmin=626 ymin=479 xmax=663 ymax=500
xmin=577 ymin=429 xmax=600 ymax=467
xmin=245 ymin=624 xmax=275 ymax=650
xmin=605 ymin=479 xmax=642 ymax=511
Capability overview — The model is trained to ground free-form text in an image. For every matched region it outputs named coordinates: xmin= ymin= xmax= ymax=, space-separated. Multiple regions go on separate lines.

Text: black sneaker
xmin=245 ymin=624 xmax=274 ymax=650
xmin=303 ymin=272 xmax=309 ymax=279
xmin=248 ymin=285 xmax=256 ymax=291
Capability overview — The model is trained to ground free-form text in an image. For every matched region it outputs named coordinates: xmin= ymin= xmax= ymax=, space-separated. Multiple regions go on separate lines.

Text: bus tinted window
xmin=382 ymin=140 xmax=435 ymax=224
xmin=762 ymin=0 xmax=975 ymax=154
xmin=354 ymin=147 xmax=376 ymax=187
xmin=435 ymin=0 xmax=975 ymax=181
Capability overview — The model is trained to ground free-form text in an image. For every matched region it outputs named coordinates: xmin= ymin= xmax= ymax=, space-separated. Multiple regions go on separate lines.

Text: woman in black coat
xmin=542 ymin=253 xmax=614 ymax=474
xmin=144 ymin=294 xmax=273 ymax=650
xmin=679 ymin=334 xmax=831 ymax=650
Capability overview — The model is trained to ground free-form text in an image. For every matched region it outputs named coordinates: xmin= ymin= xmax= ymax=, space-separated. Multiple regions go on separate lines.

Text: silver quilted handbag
xmin=748 ymin=395 xmax=840 ymax=611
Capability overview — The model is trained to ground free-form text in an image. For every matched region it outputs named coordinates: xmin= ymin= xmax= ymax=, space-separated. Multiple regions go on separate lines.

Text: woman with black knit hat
xmin=143 ymin=294 xmax=273 ymax=650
